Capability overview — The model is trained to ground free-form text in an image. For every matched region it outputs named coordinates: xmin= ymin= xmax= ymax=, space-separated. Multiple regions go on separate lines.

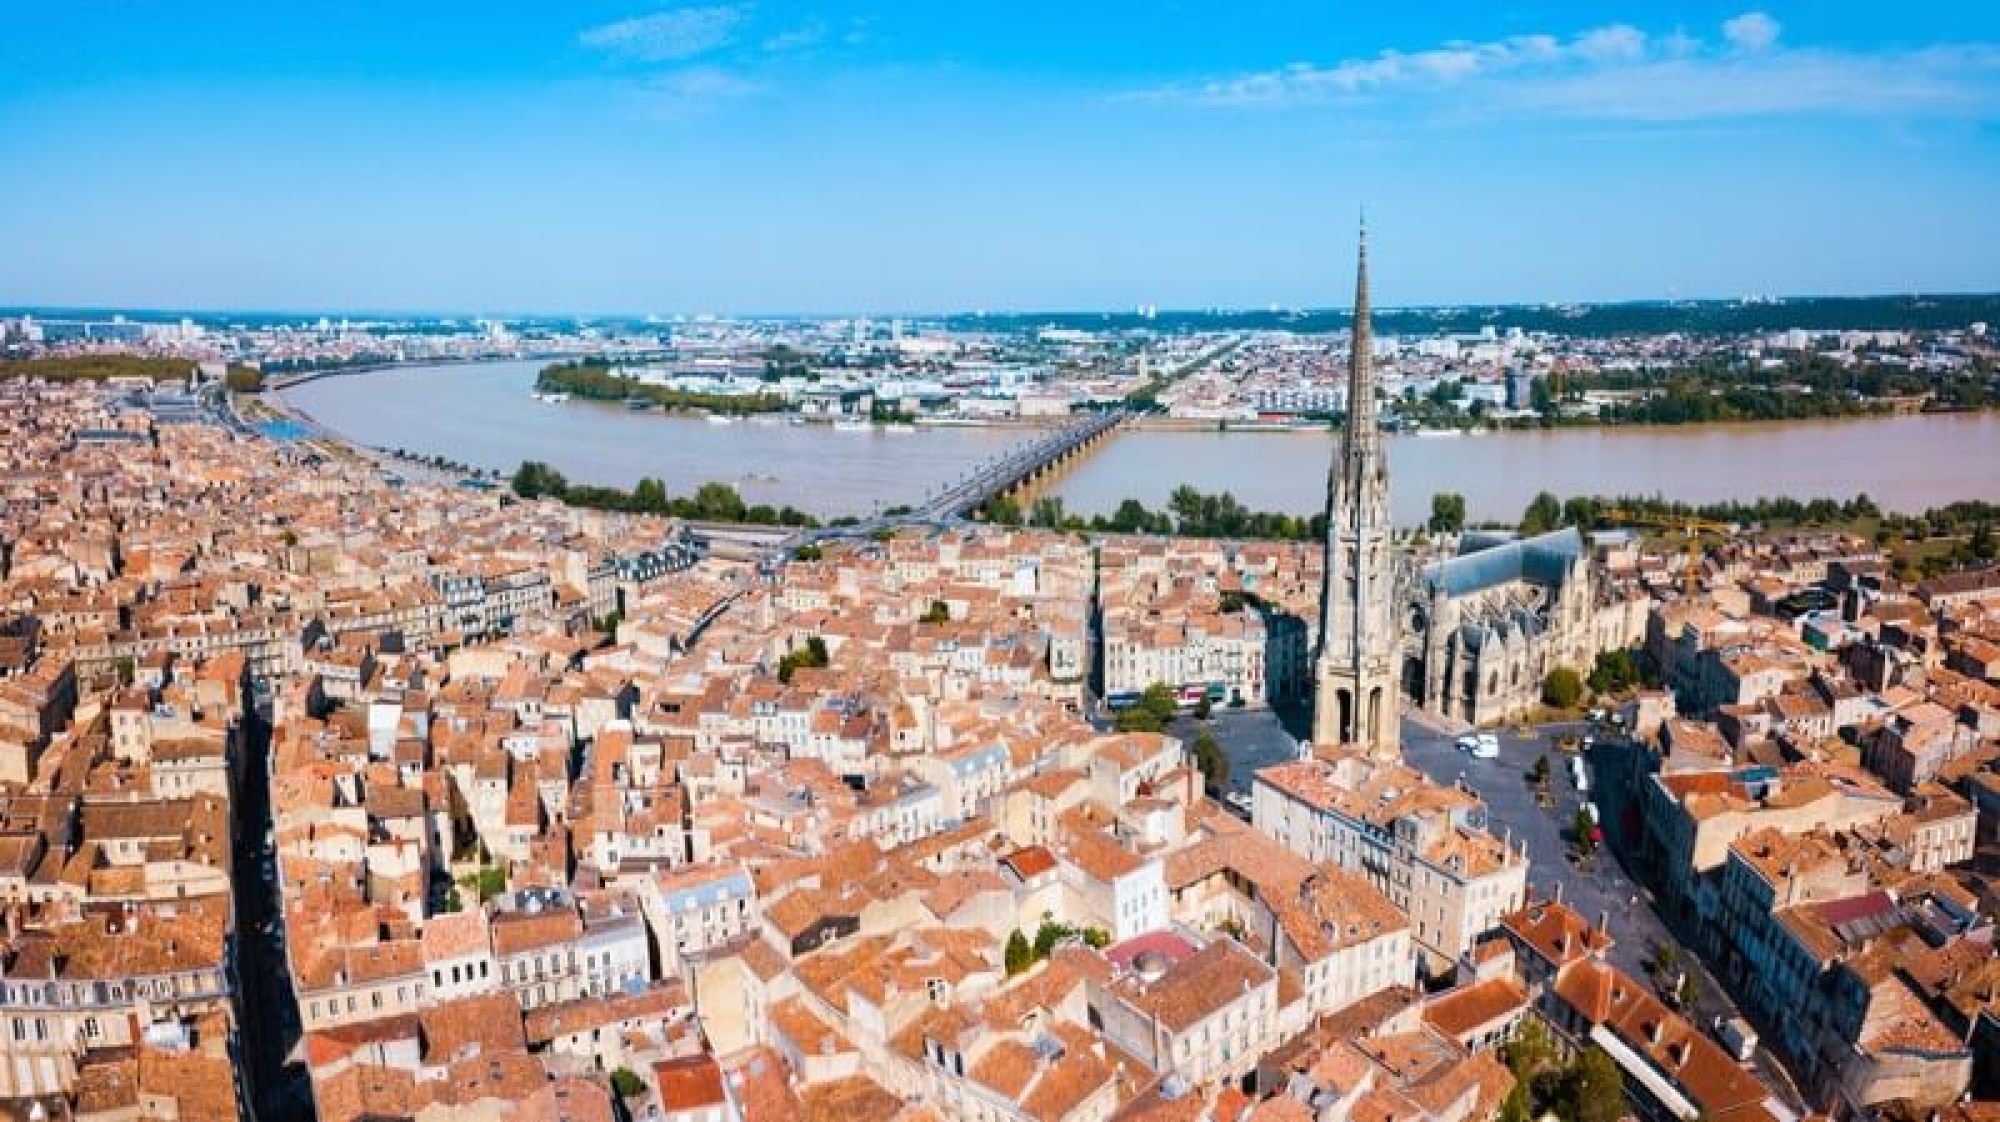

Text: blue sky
xmin=3 ymin=2 xmax=1997 ymax=315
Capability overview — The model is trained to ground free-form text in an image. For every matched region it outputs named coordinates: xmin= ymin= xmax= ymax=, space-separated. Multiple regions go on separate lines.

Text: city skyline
xmin=4 ymin=2 xmax=1999 ymax=314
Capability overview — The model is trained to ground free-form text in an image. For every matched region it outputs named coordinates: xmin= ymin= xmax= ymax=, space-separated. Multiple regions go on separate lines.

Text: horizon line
xmin=3 ymin=288 xmax=1998 ymax=326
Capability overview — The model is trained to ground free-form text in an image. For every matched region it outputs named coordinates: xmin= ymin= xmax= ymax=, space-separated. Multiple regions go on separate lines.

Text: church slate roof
xmin=1424 ymin=527 xmax=1585 ymax=599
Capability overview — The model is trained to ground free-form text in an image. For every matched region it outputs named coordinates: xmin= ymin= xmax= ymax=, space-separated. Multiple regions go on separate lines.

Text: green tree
xmin=0 ymin=355 xmax=198 ymax=382
xmin=1652 ymin=942 xmax=1681 ymax=985
xmin=1587 ymin=649 xmax=1643 ymax=695
xmin=1117 ymin=683 xmax=1181 ymax=733
xmin=1543 ymin=666 xmax=1583 ymax=709
xmin=984 ymin=495 xmax=1023 ymax=525
xmin=536 ymin=360 xmax=787 ymax=415
xmin=511 ymin=460 xmax=568 ymax=500
xmin=1116 ymin=704 xmax=1164 ymax=734
xmin=1191 ymin=729 xmax=1229 ymax=792
xmin=920 ymin=599 xmax=951 ymax=624
xmin=1030 ymin=496 xmax=1068 ymax=528
xmin=631 ymin=477 xmax=669 ymax=513
xmin=458 ymin=865 xmax=506 ymax=903
xmin=691 ymin=481 xmax=747 ymax=522
xmin=1574 ymin=808 xmax=1598 ymax=855
xmin=1676 ymin=971 xmax=1700 ymax=1008
xmin=1530 ymin=377 xmax=1554 ymax=414
xmin=1005 ymin=930 xmax=1034 ymax=976
xmin=610 ymin=1068 xmax=646 ymax=1098
xmin=777 ymin=635 xmax=830 ymax=683
xmin=1502 ymin=1018 xmax=1558 ymax=1081
xmin=1109 ymin=498 xmax=1154 ymax=534
xmin=1558 ymin=1047 xmax=1624 ymax=1122
xmin=794 ymin=544 xmax=824 ymax=562
xmin=1428 ymin=491 xmax=1468 ymax=534
xmin=1520 ymin=491 xmax=1563 ymax=536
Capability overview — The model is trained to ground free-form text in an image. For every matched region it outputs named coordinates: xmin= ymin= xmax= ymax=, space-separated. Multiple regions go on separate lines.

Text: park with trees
xmin=536 ymin=358 xmax=790 ymax=415
xmin=510 ymin=460 xmax=816 ymax=527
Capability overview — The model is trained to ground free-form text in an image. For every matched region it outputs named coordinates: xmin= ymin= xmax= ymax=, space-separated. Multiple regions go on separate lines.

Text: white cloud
xmin=1122 ymin=12 xmax=2000 ymax=122
xmin=761 ymin=22 xmax=826 ymax=55
xmin=580 ymin=6 xmax=743 ymax=62
xmin=627 ymin=66 xmax=766 ymax=118
xmin=1660 ymin=29 xmax=1703 ymax=59
xmin=1512 ymin=46 xmax=2000 ymax=121
xmin=1722 ymin=11 xmax=1781 ymax=53
xmin=1574 ymin=24 xmax=1646 ymax=64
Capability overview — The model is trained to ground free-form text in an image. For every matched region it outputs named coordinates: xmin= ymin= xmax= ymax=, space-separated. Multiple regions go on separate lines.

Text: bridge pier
xmin=932 ymin=410 xmax=1129 ymax=522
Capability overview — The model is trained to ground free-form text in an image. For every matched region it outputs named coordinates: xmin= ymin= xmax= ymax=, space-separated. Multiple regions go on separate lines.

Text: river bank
xmin=1051 ymin=410 xmax=2000 ymax=527
xmin=276 ymin=359 xmax=1035 ymax=518
xmin=275 ymin=358 xmax=2000 ymax=526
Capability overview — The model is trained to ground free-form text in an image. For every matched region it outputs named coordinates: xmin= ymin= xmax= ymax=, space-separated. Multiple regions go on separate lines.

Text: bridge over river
xmin=680 ymin=410 xmax=1133 ymax=560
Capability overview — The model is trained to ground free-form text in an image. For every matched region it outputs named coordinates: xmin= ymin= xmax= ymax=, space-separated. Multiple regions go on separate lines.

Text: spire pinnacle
xmin=1347 ymin=219 xmax=1375 ymax=447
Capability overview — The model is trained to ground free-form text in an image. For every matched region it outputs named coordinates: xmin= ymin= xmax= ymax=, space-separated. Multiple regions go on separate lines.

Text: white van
xmin=1571 ymin=756 xmax=1590 ymax=794
xmin=1713 ymin=1016 xmax=1758 ymax=1062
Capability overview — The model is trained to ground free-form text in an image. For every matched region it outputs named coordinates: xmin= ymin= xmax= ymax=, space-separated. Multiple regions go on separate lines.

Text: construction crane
xmin=1601 ymin=508 xmax=1736 ymax=598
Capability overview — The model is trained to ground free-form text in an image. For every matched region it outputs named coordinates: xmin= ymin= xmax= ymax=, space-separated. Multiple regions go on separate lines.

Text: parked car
xmin=1455 ymin=734 xmax=1479 ymax=752
xmin=1470 ymin=739 xmax=1500 ymax=760
xmin=1713 ymin=1015 xmax=1759 ymax=1062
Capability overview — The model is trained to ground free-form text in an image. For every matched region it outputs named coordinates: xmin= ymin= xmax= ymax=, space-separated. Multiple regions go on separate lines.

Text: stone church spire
xmin=1314 ymin=219 xmax=1400 ymax=753
xmin=1346 ymin=217 xmax=1378 ymax=449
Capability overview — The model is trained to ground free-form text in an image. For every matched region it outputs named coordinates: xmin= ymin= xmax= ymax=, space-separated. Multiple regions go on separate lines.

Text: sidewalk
xmin=1402 ymin=705 xmax=1472 ymax=736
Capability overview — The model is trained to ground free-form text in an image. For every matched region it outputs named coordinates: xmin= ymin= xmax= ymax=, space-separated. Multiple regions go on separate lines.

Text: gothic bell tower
xmin=1313 ymin=221 xmax=1401 ymax=753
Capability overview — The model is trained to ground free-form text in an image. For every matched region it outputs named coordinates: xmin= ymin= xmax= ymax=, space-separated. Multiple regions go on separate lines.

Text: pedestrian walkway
xmin=1402 ymin=705 xmax=1472 ymax=736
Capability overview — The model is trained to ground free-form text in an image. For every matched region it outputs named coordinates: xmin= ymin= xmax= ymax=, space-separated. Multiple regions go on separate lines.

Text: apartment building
xmin=1254 ymin=751 xmax=1528 ymax=968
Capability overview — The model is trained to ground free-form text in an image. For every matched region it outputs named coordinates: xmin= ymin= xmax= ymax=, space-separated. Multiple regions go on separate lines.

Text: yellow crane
xmin=1602 ymin=507 xmax=1736 ymax=597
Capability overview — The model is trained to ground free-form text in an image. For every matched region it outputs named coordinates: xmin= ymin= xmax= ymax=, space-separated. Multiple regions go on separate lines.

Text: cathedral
xmin=1403 ymin=528 xmax=1648 ymax=727
xmin=1312 ymin=231 xmax=1645 ymax=743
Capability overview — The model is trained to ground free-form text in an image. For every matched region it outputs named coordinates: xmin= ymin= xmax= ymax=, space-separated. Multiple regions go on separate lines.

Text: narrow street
xmin=232 ymin=693 xmax=312 ymax=1120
